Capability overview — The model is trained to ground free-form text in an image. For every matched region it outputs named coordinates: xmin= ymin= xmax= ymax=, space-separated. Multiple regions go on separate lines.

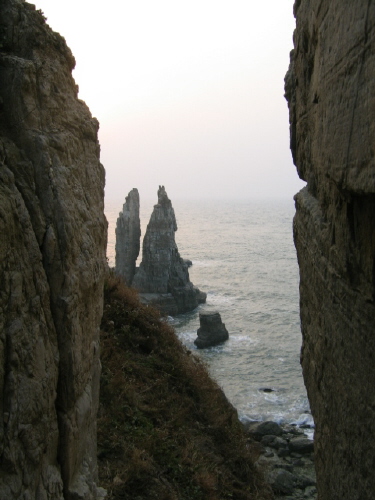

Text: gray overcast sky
xmin=33 ymin=0 xmax=305 ymax=202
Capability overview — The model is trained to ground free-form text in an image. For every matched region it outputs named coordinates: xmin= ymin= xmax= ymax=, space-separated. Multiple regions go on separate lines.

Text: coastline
xmin=244 ymin=420 xmax=316 ymax=500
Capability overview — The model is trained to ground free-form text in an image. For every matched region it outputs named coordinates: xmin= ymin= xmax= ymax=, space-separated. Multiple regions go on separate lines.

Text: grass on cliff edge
xmin=98 ymin=274 xmax=273 ymax=500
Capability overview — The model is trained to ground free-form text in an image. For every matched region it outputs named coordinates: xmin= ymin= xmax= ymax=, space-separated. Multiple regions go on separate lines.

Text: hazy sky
xmin=33 ymin=0 xmax=304 ymax=201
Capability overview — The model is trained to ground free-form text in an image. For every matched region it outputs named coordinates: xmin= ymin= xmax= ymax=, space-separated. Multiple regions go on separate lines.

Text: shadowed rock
xmin=115 ymin=188 xmax=141 ymax=284
xmin=194 ymin=311 xmax=229 ymax=348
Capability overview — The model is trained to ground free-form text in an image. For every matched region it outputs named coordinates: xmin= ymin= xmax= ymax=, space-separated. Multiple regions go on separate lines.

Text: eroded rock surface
xmin=285 ymin=2 xmax=375 ymax=499
xmin=132 ymin=186 xmax=206 ymax=314
xmin=115 ymin=188 xmax=141 ymax=284
xmin=0 ymin=2 xmax=107 ymax=498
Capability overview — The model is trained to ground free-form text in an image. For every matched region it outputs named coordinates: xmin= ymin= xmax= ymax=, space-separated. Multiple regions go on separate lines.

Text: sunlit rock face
xmin=115 ymin=188 xmax=141 ymax=284
xmin=132 ymin=186 xmax=206 ymax=314
xmin=0 ymin=1 xmax=107 ymax=498
xmin=285 ymin=2 xmax=375 ymax=499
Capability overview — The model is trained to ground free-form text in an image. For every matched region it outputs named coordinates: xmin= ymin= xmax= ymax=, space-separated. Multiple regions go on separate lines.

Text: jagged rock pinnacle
xmin=131 ymin=187 xmax=206 ymax=314
xmin=115 ymin=188 xmax=141 ymax=284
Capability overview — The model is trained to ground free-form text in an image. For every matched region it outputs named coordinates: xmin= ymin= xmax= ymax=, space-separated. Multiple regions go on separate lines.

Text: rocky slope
xmin=98 ymin=275 xmax=273 ymax=500
xmin=0 ymin=1 xmax=107 ymax=498
xmin=285 ymin=1 xmax=375 ymax=499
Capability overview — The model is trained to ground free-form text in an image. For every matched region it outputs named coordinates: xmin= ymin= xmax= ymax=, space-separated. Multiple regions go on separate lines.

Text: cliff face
xmin=285 ymin=2 xmax=375 ymax=499
xmin=0 ymin=1 xmax=107 ymax=499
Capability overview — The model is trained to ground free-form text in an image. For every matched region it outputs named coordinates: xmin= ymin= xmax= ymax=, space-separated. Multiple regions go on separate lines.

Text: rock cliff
xmin=131 ymin=186 xmax=206 ymax=314
xmin=285 ymin=2 xmax=375 ymax=499
xmin=115 ymin=188 xmax=140 ymax=284
xmin=0 ymin=1 xmax=107 ymax=498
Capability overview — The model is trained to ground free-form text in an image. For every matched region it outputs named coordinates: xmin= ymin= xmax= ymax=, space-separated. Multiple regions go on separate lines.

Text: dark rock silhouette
xmin=194 ymin=311 xmax=229 ymax=348
xmin=131 ymin=186 xmax=206 ymax=314
xmin=285 ymin=2 xmax=375 ymax=499
xmin=115 ymin=188 xmax=141 ymax=284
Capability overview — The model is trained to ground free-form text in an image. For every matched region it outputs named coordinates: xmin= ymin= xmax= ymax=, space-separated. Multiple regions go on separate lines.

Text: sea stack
xmin=131 ymin=186 xmax=206 ymax=314
xmin=115 ymin=188 xmax=141 ymax=284
xmin=194 ymin=311 xmax=229 ymax=348
xmin=0 ymin=1 xmax=107 ymax=498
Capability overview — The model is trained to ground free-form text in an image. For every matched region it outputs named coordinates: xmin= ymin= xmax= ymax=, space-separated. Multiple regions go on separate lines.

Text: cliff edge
xmin=0 ymin=1 xmax=107 ymax=498
xmin=285 ymin=2 xmax=375 ymax=499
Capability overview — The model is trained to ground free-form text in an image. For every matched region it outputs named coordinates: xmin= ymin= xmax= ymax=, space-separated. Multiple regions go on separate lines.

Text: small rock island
xmin=116 ymin=186 xmax=206 ymax=315
xmin=194 ymin=311 xmax=229 ymax=348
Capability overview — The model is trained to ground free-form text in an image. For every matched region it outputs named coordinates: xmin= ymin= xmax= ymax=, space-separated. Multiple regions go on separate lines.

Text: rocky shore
xmin=244 ymin=421 xmax=316 ymax=500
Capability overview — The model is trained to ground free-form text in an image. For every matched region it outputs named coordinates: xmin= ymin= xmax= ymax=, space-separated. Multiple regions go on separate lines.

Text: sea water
xmin=105 ymin=198 xmax=313 ymax=430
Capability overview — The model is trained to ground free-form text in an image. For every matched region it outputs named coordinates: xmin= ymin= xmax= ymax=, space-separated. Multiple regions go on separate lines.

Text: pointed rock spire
xmin=115 ymin=188 xmax=141 ymax=284
xmin=132 ymin=186 xmax=206 ymax=314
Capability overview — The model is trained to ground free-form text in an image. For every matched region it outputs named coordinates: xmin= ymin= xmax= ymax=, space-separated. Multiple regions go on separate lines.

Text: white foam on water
xmin=291 ymin=413 xmax=315 ymax=428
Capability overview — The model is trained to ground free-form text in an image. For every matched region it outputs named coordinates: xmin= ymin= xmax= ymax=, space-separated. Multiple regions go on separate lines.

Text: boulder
xmin=267 ymin=469 xmax=295 ymax=495
xmin=261 ymin=436 xmax=288 ymax=451
xmin=288 ymin=437 xmax=314 ymax=455
xmin=194 ymin=311 xmax=229 ymax=348
xmin=246 ymin=420 xmax=283 ymax=440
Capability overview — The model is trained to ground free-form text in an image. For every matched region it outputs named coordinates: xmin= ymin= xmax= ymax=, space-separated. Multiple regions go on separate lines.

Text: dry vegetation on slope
xmin=98 ymin=274 xmax=273 ymax=500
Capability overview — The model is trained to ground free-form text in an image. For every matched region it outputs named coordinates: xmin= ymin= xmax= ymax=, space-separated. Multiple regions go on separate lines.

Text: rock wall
xmin=285 ymin=2 xmax=375 ymax=499
xmin=115 ymin=188 xmax=140 ymax=284
xmin=0 ymin=1 xmax=107 ymax=499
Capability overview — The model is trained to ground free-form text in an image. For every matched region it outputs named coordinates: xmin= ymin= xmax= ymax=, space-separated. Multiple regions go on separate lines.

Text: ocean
xmin=105 ymin=197 xmax=313 ymax=431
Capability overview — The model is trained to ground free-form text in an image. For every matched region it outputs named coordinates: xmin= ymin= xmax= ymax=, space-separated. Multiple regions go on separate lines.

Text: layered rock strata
xmin=0 ymin=2 xmax=107 ymax=498
xmin=131 ymin=186 xmax=206 ymax=314
xmin=285 ymin=2 xmax=375 ymax=499
xmin=194 ymin=311 xmax=229 ymax=348
xmin=115 ymin=188 xmax=141 ymax=284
